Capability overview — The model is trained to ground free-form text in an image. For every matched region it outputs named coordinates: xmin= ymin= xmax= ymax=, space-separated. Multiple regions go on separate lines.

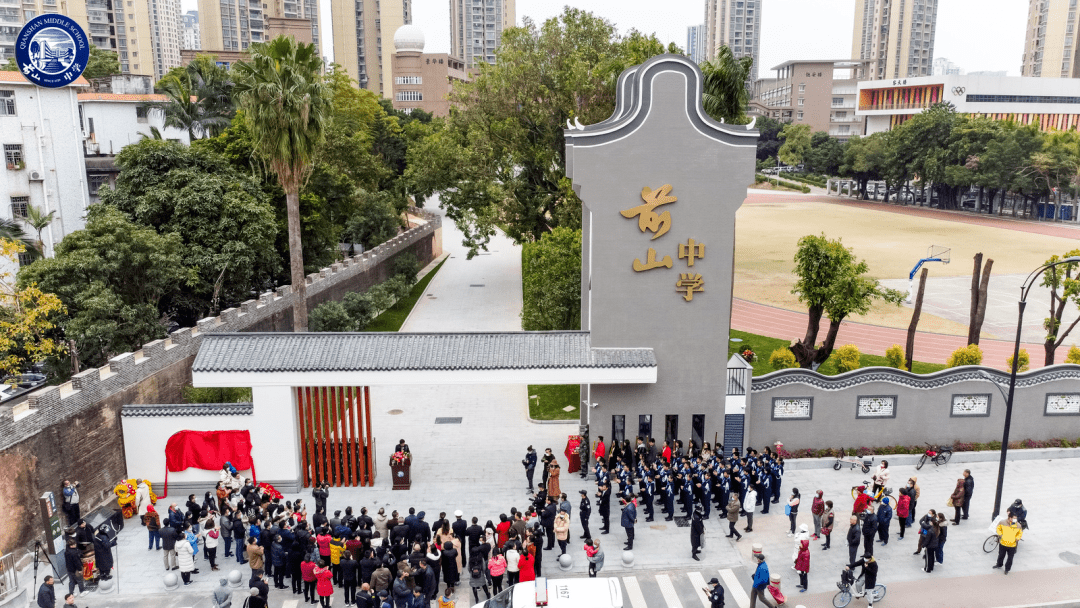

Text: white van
xmin=471 ymin=576 xmax=624 ymax=608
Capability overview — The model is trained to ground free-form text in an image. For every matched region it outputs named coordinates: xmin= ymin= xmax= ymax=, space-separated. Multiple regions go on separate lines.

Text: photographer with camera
xmin=62 ymin=481 xmax=80 ymax=527
xmin=523 ymin=446 xmax=537 ymax=494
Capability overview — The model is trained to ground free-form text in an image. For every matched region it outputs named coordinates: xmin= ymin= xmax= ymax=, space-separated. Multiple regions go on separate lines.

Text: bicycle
xmin=984 ymin=522 xmax=1028 ymax=553
xmin=833 ymin=569 xmax=886 ymax=608
xmin=833 ymin=448 xmax=874 ymax=474
xmin=915 ymin=443 xmax=953 ymax=470
xmin=851 ymin=480 xmax=892 ymax=502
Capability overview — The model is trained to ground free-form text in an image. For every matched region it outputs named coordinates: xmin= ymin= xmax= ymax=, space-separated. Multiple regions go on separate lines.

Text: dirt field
xmin=733 ymin=200 xmax=1080 ymax=333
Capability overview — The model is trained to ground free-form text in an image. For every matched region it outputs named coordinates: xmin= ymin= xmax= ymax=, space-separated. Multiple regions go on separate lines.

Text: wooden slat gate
xmin=295 ymin=386 xmax=375 ymax=487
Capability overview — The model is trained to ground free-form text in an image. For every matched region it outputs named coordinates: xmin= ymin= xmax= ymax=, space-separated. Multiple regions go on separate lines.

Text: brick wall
xmin=0 ymin=209 xmax=442 ymax=558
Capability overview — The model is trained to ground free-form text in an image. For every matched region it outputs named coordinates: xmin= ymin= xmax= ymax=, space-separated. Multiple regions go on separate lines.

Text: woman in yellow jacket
xmin=329 ymin=536 xmax=346 ymax=585
xmin=993 ymin=514 xmax=1023 ymax=574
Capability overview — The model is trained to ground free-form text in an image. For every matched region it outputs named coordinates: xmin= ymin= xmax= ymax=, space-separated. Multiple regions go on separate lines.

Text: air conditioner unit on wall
xmin=28 ymin=170 xmax=43 ymax=181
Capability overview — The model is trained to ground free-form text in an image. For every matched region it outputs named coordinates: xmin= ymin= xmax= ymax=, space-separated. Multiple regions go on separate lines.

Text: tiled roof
xmin=193 ymin=332 xmax=657 ymax=373
xmin=0 ymin=71 xmax=89 ymax=86
xmin=121 ymin=403 xmax=253 ymax=417
xmin=77 ymin=93 xmax=168 ymax=102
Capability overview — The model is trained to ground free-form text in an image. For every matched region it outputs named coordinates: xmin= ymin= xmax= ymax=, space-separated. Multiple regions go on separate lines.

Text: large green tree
xmin=1040 ymin=251 xmax=1080 ymax=365
xmin=234 ymin=36 xmax=330 ymax=332
xmin=778 ymin=123 xmax=812 ymax=168
xmin=521 ymin=227 xmax=582 ymax=331
xmin=83 ymin=45 xmax=121 ymax=80
xmin=700 ymin=45 xmax=754 ymax=125
xmin=156 ymin=56 xmax=235 ymax=140
xmin=99 ymin=139 xmax=279 ymax=324
xmin=17 ymin=206 xmax=192 ymax=369
xmin=840 ymin=133 xmax=887 ymax=199
xmin=789 ymin=234 xmax=905 ymax=368
xmin=405 ymin=8 xmax=671 ymax=257
xmin=804 ymin=131 xmax=844 ymax=176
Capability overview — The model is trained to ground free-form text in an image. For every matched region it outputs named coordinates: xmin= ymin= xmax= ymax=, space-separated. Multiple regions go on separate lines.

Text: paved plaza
xmin=44 ymin=205 xmax=1080 ymax=608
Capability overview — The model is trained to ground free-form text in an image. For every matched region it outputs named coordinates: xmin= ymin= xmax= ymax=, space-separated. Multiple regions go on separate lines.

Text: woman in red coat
xmin=517 ymin=546 xmax=536 ymax=583
xmin=314 ymin=559 xmax=334 ymax=607
xmin=795 ymin=539 xmax=810 ymax=592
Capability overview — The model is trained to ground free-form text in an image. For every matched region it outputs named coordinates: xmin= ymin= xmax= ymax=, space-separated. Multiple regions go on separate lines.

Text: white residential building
xmin=687 ymin=24 xmax=707 ymax=64
xmin=182 ymin=10 xmax=201 ymax=50
xmin=0 ymin=72 xmax=90 ymax=269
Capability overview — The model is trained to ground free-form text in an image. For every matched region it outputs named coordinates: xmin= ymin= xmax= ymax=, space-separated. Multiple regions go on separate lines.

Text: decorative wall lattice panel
xmin=1045 ymin=393 xmax=1080 ymax=415
xmin=951 ymin=394 xmax=990 ymax=417
xmin=772 ymin=397 xmax=812 ymax=420
xmin=857 ymin=395 xmax=896 ymax=418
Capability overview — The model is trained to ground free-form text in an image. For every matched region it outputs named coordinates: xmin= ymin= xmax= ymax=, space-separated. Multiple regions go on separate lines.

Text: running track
xmin=733 ymin=193 xmax=1067 ymax=369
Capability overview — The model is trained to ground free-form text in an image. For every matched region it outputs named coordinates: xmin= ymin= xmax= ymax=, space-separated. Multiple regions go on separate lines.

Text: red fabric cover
xmin=163 ymin=430 xmax=255 ymax=497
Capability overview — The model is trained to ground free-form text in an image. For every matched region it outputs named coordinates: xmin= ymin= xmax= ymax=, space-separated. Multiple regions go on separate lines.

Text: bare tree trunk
xmin=967 ymin=253 xmax=983 ymax=345
xmin=286 ymin=187 xmax=309 ymax=331
xmin=971 ymin=259 xmax=994 ymax=346
xmin=906 ymin=268 xmax=928 ymax=372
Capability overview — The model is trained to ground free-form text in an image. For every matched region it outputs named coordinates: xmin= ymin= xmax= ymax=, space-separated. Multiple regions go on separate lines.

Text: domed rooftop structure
xmin=394 ymin=24 xmax=425 ymax=53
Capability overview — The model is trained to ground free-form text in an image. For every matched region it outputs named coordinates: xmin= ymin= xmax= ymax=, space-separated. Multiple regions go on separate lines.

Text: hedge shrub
xmin=946 ymin=344 xmax=984 ymax=367
xmin=769 ymin=347 xmax=798 ymax=370
xmin=833 ymin=343 xmax=861 ymax=373
xmin=885 ymin=344 xmax=906 ymax=370
xmin=1006 ymin=349 xmax=1031 ymax=372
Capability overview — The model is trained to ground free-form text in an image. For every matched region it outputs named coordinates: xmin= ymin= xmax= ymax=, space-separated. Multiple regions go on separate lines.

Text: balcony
xmin=830 ymin=116 xmax=862 ymax=123
xmin=832 ymin=87 xmax=857 ymax=95
xmin=831 ymin=102 xmax=855 ymax=109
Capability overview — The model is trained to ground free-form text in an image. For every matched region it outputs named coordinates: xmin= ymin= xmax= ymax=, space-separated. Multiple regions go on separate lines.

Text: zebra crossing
xmin=620 ymin=568 xmax=751 ymax=608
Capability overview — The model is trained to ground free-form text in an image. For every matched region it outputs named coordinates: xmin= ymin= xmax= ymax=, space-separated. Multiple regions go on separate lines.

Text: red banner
xmin=163 ymin=430 xmax=255 ymax=497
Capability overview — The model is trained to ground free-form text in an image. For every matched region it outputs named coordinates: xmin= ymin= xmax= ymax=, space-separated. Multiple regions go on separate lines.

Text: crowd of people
xmin=38 ymin=438 xmax=1032 ymax=608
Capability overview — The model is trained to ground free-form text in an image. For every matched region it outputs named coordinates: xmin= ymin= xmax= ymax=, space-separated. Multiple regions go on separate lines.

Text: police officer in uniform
xmin=578 ymin=490 xmax=592 ymax=540
xmin=705 ymin=577 xmax=725 ymax=608
xmin=597 ymin=482 xmax=611 ymax=534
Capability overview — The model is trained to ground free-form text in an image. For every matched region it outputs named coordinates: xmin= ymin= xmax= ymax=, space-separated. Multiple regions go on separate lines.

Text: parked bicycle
xmin=915 ymin=443 xmax=953 ymax=469
xmin=833 ymin=568 xmax=886 ymax=608
xmin=851 ymin=480 xmax=892 ymax=502
xmin=833 ymin=447 xmax=874 ymax=473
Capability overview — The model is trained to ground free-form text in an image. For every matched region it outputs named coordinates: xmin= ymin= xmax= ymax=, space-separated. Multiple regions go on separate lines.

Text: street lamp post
xmin=990 ymin=256 xmax=1080 ymax=523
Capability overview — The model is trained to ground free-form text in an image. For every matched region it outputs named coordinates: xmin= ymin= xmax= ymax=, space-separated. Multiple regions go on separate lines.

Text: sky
xmin=181 ymin=0 xmax=1028 ymax=77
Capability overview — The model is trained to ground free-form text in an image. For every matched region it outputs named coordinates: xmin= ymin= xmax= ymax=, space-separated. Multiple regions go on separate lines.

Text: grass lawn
xmin=528 ymin=384 xmax=581 ymax=421
xmin=363 ymin=258 xmax=446 ymax=332
xmin=728 ymin=329 xmax=948 ymax=376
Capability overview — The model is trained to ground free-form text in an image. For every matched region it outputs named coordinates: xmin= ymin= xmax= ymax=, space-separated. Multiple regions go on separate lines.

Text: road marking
xmin=720 ymin=568 xmax=750 ymax=608
xmin=656 ymin=573 xmax=683 ymax=608
xmin=622 ymin=576 xmax=648 ymax=608
xmin=686 ymin=571 xmax=712 ymax=608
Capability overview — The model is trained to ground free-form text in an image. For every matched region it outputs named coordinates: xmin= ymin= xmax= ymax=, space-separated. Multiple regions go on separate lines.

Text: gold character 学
xmin=632 ymin=247 xmax=673 ymax=272
xmin=620 ymin=184 xmax=677 ymax=240
xmin=676 ymin=273 xmax=704 ymax=302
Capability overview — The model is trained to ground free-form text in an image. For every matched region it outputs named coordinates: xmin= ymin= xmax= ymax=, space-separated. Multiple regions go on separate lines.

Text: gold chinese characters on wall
xmin=619 ymin=184 xmax=706 ymax=302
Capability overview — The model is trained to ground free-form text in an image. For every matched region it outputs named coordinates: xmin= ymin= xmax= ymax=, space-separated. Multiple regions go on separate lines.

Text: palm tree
xmin=155 ymin=58 xmax=234 ymax=140
xmin=23 ymin=205 xmax=55 ymax=257
xmin=700 ymin=46 xmax=754 ymax=124
xmin=233 ymin=36 xmax=330 ymax=332
xmin=0 ymin=218 xmax=40 ymax=262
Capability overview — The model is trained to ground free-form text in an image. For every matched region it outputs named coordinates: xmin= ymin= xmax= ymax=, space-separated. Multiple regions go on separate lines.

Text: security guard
xmin=578 ymin=489 xmax=592 ymax=540
xmin=705 ymin=577 xmax=725 ymax=608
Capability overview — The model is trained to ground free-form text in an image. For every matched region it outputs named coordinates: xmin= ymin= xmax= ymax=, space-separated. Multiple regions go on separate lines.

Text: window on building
xmin=691 ymin=414 xmax=705 ymax=448
xmin=88 ymin=174 xmax=109 ymax=195
xmin=23 ymin=9 xmax=34 ymax=19
xmin=4 ymin=143 xmax=22 ymax=169
xmin=832 ymin=97 xmax=844 ymax=106
xmin=611 ymin=415 xmax=625 ymax=444
xmin=136 ymin=106 xmax=149 ymax=123
xmin=798 ymin=98 xmax=804 ymax=106
xmin=798 ymin=83 xmax=805 ymax=92
xmin=10 ymin=195 xmax=28 ymax=218
xmin=394 ymin=75 xmax=422 ymax=84
xmin=797 ymin=111 xmax=803 ymax=120
xmin=0 ymin=90 xmax=14 ymax=116
xmin=638 ymin=415 xmax=652 ymax=441
xmin=395 ymin=90 xmax=422 ymax=101
xmin=664 ymin=415 xmax=678 ymax=445
xmin=17 ymin=250 xmax=33 ymax=267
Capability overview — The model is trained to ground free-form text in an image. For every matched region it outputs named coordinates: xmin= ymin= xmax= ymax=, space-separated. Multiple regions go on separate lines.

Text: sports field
xmin=733 ymin=200 xmax=1080 ymax=335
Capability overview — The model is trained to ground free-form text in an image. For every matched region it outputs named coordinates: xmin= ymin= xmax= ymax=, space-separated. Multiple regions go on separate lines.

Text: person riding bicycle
xmin=1007 ymin=499 xmax=1028 ymax=529
xmin=845 ymin=552 xmax=879 ymax=607
xmin=871 ymin=461 xmax=890 ymax=498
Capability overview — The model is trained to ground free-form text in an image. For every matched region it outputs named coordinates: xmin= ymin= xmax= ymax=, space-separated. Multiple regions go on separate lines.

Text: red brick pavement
xmin=734 ymin=193 xmax=1067 ymax=369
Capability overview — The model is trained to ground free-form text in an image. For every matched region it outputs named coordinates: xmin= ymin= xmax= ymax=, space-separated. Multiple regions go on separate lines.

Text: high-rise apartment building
xmin=686 ymin=24 xmax=707 ymax=64
xmin=199 ymin=0 xmax=319 ymax=56
xmin=149 ymin=0 xmax=184 ymax=79
xmin=449 ymin=0 xmax=515 ymax=70
xmin=851 ymin=0 xmax=938 ymax=80
xmin=703 ymin=0 xmax=761 ymax=81
xmin=182 ymin=10 xmax=201 ymax=50
xmin=0 ymin=0 xmax=164 ymax=78
xmin=331 ymin=0 xmax=411 ymax=96
xmin=1021 ymin=0 xmax=1080 ymax=78
xmin=932 ymin=56 xmax=962 ymax=76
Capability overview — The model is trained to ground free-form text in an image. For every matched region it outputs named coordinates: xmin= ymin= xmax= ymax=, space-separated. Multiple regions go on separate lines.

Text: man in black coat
xmin=36 ymin=576 xmax=55 ymax=608
xmin=357 ymin=507 xmax=374 ymax=533
xmin=846 ymin=516 xmax=862 ymax=566
xmin=390 ymin=521 xmax=410 ymax=546
xmin=861 ymin=511 xmax=878 ymax=557
xmin=466 ymin=517 xmax=484 ymax=555
xmin=690 ymin=508 xmax=705 ymax=561
xmin=597 ymin=483 xmax=611 ymax=534
xmin=403 ymin=508 xmax=419 ymax=543
xmin=451 ymin=511 xmax=468 ymax=555
xmin=524 ymin=446 xmax=538 ymax=493
xmin=92 ymin=531 xmax=114 ymax=580
xmin=578 ymin=490 xmax=592 ymax=540
xmin=63 ymin=543 xmax=86 ymax=597
xmin=961 ymin=470 xmax=974 ymax=521
xmin=705 ymin=577 xmax=724 ymax=608
xmin=311 ymin=484 xmax=329 ymax=515
xmin=159 ymin=524 xmax=179 ymax=570
xmin=541 ymin=499 xmax=557 ymax=550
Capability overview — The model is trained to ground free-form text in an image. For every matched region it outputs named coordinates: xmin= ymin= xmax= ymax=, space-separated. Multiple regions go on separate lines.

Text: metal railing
xmin=0 ymin=553 xmax=17 ymax=601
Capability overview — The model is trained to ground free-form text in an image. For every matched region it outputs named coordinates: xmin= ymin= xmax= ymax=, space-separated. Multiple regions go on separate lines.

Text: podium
xmin=564 ymin=435 xmax=583 ymax=474
xmin=390 ymin=454 xmax=411 ymax=490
